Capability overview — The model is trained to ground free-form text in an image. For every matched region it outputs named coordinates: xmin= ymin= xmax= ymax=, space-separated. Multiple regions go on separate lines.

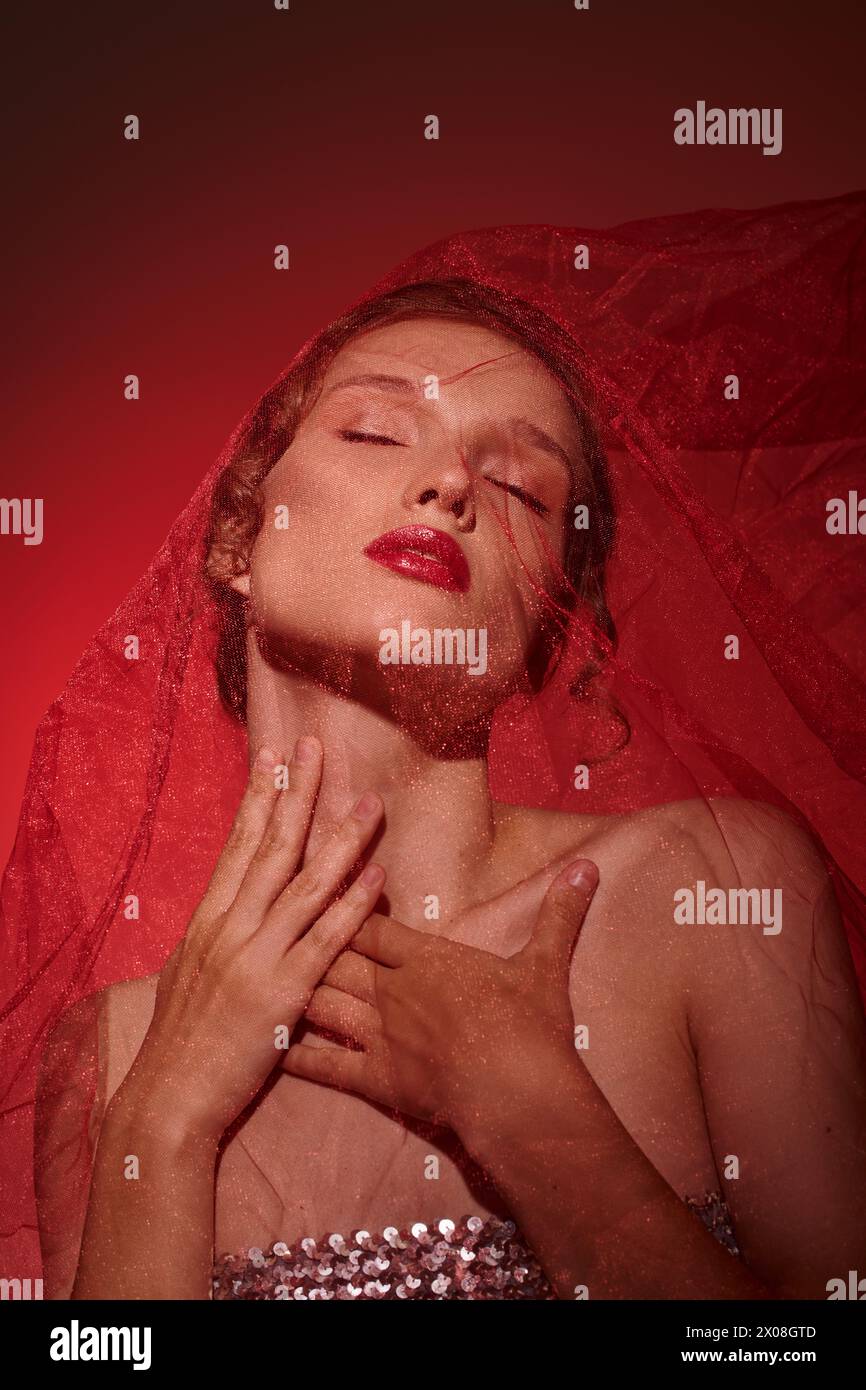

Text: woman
xmin=5 ymin=198 xmax=866 ymax=1300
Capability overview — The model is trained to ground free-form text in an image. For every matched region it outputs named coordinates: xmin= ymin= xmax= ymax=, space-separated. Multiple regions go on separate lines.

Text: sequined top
xmin=211 ymin=1191 xmax=740 ymax=1300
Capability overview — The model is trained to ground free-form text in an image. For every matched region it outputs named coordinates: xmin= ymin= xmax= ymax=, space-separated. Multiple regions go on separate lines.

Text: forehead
xmin=317 ymin=316 xmax=576 ymax=426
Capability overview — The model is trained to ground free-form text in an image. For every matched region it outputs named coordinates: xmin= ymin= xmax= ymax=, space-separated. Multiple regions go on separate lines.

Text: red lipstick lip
xmin=362 ymin=525 xmax=471 ymax=593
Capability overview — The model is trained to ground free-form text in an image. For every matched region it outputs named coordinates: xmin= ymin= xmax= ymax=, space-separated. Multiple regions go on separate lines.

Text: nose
xmin=404 ymin=449 xmax=476 ymax=531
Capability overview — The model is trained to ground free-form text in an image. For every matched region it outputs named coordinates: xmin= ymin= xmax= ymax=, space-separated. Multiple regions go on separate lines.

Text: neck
xmin=244 ymin=642 xmax=502 ymax=924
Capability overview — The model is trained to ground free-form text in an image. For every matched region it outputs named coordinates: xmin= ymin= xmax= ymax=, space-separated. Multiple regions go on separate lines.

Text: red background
xmin=2 ymin=0 xmax=865 ymax=866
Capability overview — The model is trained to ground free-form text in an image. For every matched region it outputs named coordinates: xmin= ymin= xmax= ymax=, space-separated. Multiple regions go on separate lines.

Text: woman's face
xmin=235 ymin=316 xmax=583 ymax=721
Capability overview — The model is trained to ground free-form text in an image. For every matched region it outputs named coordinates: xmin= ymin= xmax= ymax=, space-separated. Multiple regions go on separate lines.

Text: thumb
xmin=528 ymin=858 xmax=599 ymax=969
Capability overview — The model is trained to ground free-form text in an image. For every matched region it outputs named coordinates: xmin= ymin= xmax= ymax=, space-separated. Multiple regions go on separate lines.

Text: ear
xmin=205 ymin=541 xmax=251 ymax=598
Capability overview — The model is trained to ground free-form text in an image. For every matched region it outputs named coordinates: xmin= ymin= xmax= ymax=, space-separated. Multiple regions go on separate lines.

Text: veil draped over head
xmin=2 ymin=190 xmax=866 ymax=1280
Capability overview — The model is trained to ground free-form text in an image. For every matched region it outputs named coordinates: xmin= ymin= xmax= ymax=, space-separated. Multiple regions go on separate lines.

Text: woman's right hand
xmin=110 ymin=735 xmax=385 ymax=1144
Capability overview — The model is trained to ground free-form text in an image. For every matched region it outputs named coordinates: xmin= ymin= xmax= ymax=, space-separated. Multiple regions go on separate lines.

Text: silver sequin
xmin=212 ymin=1194 xmax=740 ymax=1301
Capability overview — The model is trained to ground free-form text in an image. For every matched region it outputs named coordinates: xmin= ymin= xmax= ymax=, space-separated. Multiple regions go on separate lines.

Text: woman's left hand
xmin=280 ymin=857 xmax=599 ymax=1136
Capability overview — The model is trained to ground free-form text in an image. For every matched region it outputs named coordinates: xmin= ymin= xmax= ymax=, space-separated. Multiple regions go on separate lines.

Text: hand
xmin=112 ymin=736 xmax=387 ymax=1143
xmin=281 ymin=858 xmax=599 ymax=1137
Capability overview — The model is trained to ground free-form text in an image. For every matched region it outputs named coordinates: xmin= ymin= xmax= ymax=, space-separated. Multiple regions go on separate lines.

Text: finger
xmin=349 ymin=912 xmax=431 ymax=968
xmin=197 ymin=744 xmax=288 ymax=918
xmin=279 ymin=861 xmax=386 ymax=980
xmin=525 ymin=858 xmax=599 ymax=969
xmin=265 ymin=793 xmax=385 ymax=948
xmin=280 ymin=1038 xmax=381 ymax=1101
xmin=230 ymin=735 xmax=324 ymax=920
xmin=304 ymin=983 xmax=380 ymax=1048
xmin=321 ymin=949 xmax=381 ymax=1005
xmin=468 ymin=844 xmax=595 ymax=921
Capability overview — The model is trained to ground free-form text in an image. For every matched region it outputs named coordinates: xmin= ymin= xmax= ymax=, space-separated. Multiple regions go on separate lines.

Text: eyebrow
xmin=324 ymin=372 xmax=418 ymax=398
xmin=324 ymin=374 xmax=575 ymax=479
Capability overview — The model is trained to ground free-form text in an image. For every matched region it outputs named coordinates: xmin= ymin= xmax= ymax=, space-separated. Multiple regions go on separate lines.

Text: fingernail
xmin=255 ymin=746 xmax=278 ymax=771
xmin=361 ymin=862 xmax=384 ymax=887
xmin=294 ymin=736 xmax=318 ymax=764
xmin=352 ymin=791 xmax=381 ymax=819
xmin=566 ymin=859 xmax=598 ymax=889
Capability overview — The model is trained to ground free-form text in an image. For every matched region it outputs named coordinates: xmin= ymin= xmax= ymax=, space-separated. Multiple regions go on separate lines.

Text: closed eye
xmin=338 ymin=430 xmax=549 ymax=515
xmin=486 ymin=477 xmax=550 ymax=516
xmin=338 ymin=429 xmax=406 ymax=446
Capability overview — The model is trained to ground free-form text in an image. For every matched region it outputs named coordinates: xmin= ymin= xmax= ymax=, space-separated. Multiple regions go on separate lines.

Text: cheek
xmin=482 ymin=517 xmax=565 ymax=618
xmin=261 ymin=445 xmax=390 ymax=547
xmin=473 ymin=573 xmax=548 ymax=677
xmin=261 ymin=450 xmax=334 ymax=523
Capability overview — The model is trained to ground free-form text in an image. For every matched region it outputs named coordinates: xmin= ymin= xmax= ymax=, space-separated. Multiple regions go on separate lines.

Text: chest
xmin=212 ymin=897 xmax=716 ymax=1257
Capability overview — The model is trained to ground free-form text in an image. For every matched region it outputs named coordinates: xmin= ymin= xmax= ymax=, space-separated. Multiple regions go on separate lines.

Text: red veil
xmin=2 ymin=190 xmax=865 ymax=1283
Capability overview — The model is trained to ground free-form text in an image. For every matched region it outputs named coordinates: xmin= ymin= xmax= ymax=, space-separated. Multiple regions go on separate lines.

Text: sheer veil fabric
xmin=2 ymin=191 xmax=865 ymax=1284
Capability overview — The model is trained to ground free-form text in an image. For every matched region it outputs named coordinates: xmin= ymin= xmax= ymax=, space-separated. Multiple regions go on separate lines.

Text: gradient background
xmin=2 ymin=0 xmax=865 ymax=865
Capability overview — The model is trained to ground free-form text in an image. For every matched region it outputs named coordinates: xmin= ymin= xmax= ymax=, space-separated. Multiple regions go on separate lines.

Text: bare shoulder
xmin=495 ymin=794 xmax=848 ymax=981
xmin=497 ymin=793 xmax=829 ymax=899
xmin=40 ymin=972 xmax=160 ymax=1109
xmin=99 ymin=972 xmax=159 ymax=1103
xmin=628 ymin=793 xmax=827 ymax=881
xmin=103 ymin=970 xmax=160 ymax=1014
xmin=499 ymin=792 xmax=822 ymax=868
xmin=34 ymin=973 xmax=160 ymax=1299
xmin=604 ymin=797 xmax=861 ymax=1023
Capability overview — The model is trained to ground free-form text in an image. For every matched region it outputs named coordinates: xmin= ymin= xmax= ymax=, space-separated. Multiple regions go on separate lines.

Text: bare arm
xmin=72 ymin=1095 xmax=220 ymax=1300
xmin=36 ymin=737 xmax=388 ymax=1299
xmin=34 ymin=992 xmax=104 ymax=1300
xmin=35 ymin=983 xmax=218 ymax=1300
xmin=461 ymin=805 xmax=866 ymax=1299
xmin=687 ymin=804 xmax=866 ymax=1297
xmin=456 ymin=1044 xmax=772 ymax=1300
